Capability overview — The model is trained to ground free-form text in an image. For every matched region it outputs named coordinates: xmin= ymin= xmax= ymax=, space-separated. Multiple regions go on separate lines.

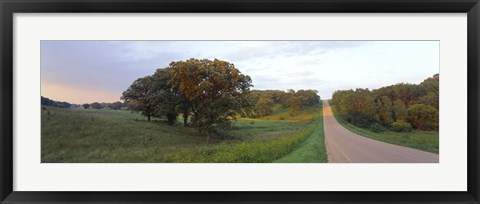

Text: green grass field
xmin=328 ymin=102 xmax=439 ymax=154
xmin=41 ymin=104 xmax=327 ymax=163
xmin=274 ymin=104 xmax=327 ymax=163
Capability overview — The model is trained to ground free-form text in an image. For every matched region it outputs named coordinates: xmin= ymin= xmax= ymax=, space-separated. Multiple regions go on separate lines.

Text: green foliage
xmin=286 ymin=89 xmax=320 ymax=114
xmin=151 ymin=68 xmax=182 ymax=125
xmin=392 ymin=99 xmax=408 ymax=121
xmin=108 ymin=101 xmax=123 ymax=110
xmin=246 ymin=89 xmax=320 ymax=117
xmin=255 ymin=96 xmax=274 ymax=116
xmin=41 ymin=96 xmax=71 ymax=108
xmin=407 ymin=104 xmax=439 ymax=130
xmin=295 ymin=89 xmax=321 ymax=106
xmin=331 ymin=74 xmax=439 ymax=131
xmin=418 ymin=92 xmax=439 ymax=110
xmin=332 ymin=88 xmax=376 ymax=128
xmin=390 ymin=120 xmax=413 ymax=132
xmin=122 ymin=58 xmax=255 ymax=142
xmin=287 ymin=95 xmax=302 ymax=115
xmin=391 ymin=83 xmax=422 ymax=105
xmin=376 ymin=96 xmax=393 ymax=124
xmin=90 ymin=102 xmax=103 ymax=109
xmin=121 ymin=76 xmax=157 ymax=121
xmin=169 ymin=59 xmax=255 ymax=143
xmin=419 ymin=74 xmax=439 ymax=109
xmin=369 ymin=123 xmax=385 ymax=133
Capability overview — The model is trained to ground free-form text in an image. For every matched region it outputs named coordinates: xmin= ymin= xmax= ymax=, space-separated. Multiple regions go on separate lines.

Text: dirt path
xmin=323 ymin=100 xmax=439 ymax=163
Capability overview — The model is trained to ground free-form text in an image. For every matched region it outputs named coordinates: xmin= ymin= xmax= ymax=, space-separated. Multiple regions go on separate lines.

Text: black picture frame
xmin=1 ymin=0 xmax=479 ymax=203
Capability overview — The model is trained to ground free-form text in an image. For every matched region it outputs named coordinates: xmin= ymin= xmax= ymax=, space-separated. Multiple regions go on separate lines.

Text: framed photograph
xmin=1 ymin=0 xmax=479 ymax=203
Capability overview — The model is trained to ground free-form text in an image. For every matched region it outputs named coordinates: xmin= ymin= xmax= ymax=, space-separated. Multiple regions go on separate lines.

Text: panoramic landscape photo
xmin=41 ymin=41 xmax=439 ymax=163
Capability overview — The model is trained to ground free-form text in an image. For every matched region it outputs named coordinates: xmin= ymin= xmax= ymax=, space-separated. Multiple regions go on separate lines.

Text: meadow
xmin=41 ymin=104 xmax=327 ymax=163
xmin=329 ymin=103 xmax=439 ymax=154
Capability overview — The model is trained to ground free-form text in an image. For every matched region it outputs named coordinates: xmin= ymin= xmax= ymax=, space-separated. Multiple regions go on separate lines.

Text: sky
xmin=41 ymin=41 xmax=439 ymax=104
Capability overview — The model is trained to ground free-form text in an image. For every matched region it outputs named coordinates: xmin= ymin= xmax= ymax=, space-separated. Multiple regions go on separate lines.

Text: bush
xmin=348 ymin=112 xmax=372 ymax=128
xmin=189 ymin=116 xmax=198 ymax=127
xmin=369 ymin=123 xmax=385 ymax=132
xmin=390 ymin=120 xmax=412 ymax=132
xmin=279 ymin=116 xmax=285 ymax=120
xmin=407 ymin=104 xmax=439 ymax=130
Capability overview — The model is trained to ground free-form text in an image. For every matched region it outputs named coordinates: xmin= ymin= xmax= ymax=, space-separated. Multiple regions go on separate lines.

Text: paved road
xmin=323 ymin=100 xmax=439 ymax=163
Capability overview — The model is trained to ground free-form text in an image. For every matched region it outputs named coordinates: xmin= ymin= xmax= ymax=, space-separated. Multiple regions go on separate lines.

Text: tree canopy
xmin=169 ymin=59 xmax=254 ymax=143
xmin=332 ymin=74 xmax=439 ymax=131
xmin=122 ymin=58 xmax=255 ymax=143
xmin=121 ymin=76 xmax=157 ymax=121
xmin=246 ymin=89 xmax=320 ymax=117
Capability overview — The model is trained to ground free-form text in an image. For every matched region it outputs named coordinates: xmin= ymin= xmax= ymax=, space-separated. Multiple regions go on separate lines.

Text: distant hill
xmin=41 ymin=96 xmax=73 ymax=108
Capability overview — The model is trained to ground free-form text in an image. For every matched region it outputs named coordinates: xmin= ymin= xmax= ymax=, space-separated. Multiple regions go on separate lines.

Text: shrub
xmin=189 ymin=116 xmax=198 ymax=126
xmin=369 ymin=123 xmax=385 ymax=132
xmin=390 ymin=120 xmax=412 ymax=132
xmin=347 ymin=112 xmax=372 ymax=128
xmin=407 ymin=104 xmax=439 ymax=130
xmin=279 ymin=116 xmax=285 ymax=120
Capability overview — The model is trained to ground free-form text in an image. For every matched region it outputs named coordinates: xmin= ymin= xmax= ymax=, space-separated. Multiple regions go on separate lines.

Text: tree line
xmin=82 ymin=101 xmax=124 ymax=110
xmin=246 ymin=89 xmax=320 ymax=117
xmin=331 ymin=74 xmax=439 ymax=132
xmin=41 ymin=96 xmax=72 ymax=108
xmin=41 ymin=96 xmax=127 ymax=110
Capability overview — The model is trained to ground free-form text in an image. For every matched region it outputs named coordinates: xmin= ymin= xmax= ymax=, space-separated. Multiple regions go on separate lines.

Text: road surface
xmin=323 ymin=100 xmax=439 ymax=163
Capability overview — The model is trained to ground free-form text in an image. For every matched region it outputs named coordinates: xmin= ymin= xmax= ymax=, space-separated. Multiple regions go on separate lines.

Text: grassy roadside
xmin=274 ymin=103 xmax=327 ymax=163
xmin=167 ymin=124 xmax=318 ymax=162
xmin=328 ymin=101 xmax=439 ymax=154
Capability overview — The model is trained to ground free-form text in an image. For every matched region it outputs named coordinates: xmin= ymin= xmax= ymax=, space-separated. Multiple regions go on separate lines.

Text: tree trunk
xmin=147 ymin=115 xmax=151 ymax=121
xmin=167 ymin=113 xmax=174 ymax=126
xmin=206 ymin=132 xmax=211 ymax=144
xmin=183 ymin=112 xmax=188 ymax=127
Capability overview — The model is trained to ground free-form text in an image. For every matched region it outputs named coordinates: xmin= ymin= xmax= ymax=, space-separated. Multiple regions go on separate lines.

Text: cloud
xmin=41 ymin=40 xmax=438 ymax=103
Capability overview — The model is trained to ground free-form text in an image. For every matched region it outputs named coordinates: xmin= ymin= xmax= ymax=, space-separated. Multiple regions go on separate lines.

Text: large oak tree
xmin=169 ymin=58 xmax=254 ymax=143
